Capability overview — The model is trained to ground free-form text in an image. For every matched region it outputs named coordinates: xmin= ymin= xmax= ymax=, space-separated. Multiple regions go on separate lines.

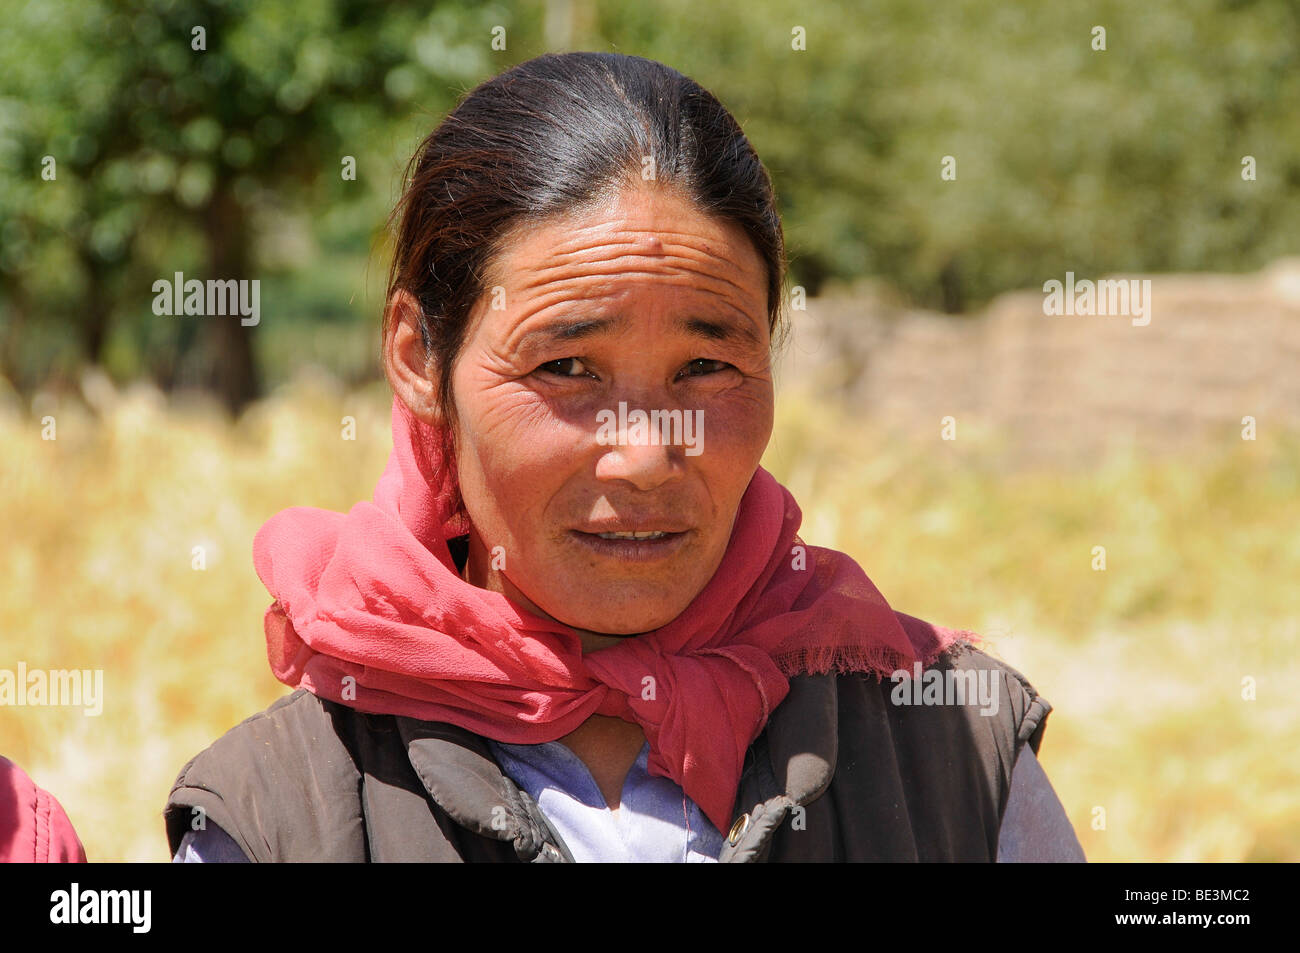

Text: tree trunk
xmin=939 ymin=255 xmax=965 ymax=314
xmin=201 ymin=183 xmax=259 ymax=415
xmin=0 ymin=279 xmax=30 ymax=391
xmin=77 ymin=247 xmax=112 ymax=365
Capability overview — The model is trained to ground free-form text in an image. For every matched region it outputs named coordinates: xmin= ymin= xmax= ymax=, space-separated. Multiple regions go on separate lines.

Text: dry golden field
xmin=3 ymin=370 xmax=1297 ymax=861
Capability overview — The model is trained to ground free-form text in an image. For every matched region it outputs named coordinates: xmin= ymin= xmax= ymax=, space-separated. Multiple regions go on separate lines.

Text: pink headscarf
xmin=254 ymin=395 xmax=973 ymax=834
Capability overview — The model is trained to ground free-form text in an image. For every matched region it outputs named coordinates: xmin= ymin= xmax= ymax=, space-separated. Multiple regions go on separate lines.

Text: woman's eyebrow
xmin=512 ymin=317 xmax=615 ymax=357
xmin=682 ymin=314 xmax=761 ymax=347
xmin=515 ymin=313 xmax=760 ymax=355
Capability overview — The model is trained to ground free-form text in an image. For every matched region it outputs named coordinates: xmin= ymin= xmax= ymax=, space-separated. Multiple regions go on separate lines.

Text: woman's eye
xmin=680 ymin=358 xmax=730 ymax=378
xmin=537 ymin=357 xmax=590 ymax=378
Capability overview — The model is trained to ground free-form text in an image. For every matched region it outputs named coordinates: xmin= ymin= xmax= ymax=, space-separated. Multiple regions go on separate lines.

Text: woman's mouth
xmin=569 ymin=529 xmax=690 ymax=560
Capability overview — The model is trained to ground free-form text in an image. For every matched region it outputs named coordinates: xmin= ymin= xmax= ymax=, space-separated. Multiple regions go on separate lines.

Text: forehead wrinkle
xmin=542 ymin=228 xmax=755 ymax=277
xmin=513 ymin=252 xmax=764 ymax=317
xmin=484 ymin=216 xmax=769 ymax=349
xmin=552 ymin=221 xmax=740 ymax=249
xmin=533 ymin=218 xmax=758 ymax=273
xmin=517 ymin=260 xmax=749 ymax=298
xmin=507 ymin=267 xmax=764 ymax=343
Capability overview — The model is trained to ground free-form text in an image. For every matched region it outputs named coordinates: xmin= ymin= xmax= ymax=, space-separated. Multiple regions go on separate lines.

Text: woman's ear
xmin=383 ymin=289 xmax=444 ymax=425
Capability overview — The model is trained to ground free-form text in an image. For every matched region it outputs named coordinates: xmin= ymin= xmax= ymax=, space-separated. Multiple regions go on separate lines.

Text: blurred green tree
xmin=0 ymin=0 xmax=507 ymax=410
xmin=1 ymin=0 xmax=1297 ymax=403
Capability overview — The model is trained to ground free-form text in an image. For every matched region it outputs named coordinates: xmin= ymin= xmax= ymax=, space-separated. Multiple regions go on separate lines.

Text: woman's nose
xmin=591 ymin=400 xmax=690 ymax=491
xmin=594 ymin=440 xmax=685 ymax=491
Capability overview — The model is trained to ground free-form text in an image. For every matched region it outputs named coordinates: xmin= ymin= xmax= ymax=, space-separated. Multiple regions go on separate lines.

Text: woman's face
xmin=447 ymin=181 xmax=774 ymax=637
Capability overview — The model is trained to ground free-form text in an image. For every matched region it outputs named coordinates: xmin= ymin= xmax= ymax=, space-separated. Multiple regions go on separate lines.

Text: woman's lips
xmin=569 ymin=529 xmax=690 ymax=561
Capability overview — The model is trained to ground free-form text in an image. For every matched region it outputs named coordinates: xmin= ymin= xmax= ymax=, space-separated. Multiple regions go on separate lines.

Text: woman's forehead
xmin=475 ymin=185 xmax=768 ymax=335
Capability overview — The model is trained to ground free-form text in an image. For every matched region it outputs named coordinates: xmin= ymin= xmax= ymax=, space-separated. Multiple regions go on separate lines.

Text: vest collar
xmin=718 ymin=672 xmax=840 ymax=862
xmin=763 ymin=672 xmax=839 ymax=806
xmin=391 ymin=671 xmax=840 ymax=860
xmin=393 ymin=717 xmax=561 ymax=860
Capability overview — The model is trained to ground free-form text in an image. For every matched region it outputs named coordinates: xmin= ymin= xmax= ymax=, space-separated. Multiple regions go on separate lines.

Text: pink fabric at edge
xmin=0 ymin=756 xmax=88 ymax=863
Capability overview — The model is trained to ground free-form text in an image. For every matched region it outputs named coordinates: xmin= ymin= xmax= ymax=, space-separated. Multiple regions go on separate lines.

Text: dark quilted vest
xmin=164 ymin=636 xmax=1051 ymax=862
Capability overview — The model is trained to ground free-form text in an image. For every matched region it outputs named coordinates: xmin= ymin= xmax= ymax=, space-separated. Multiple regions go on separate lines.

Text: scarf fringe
xmin=772 ymin=631 xmax=981 ymax=682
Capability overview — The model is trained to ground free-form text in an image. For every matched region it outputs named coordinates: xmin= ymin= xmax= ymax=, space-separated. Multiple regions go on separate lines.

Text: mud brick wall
xmin=777 ymin=259 xmax=1300 ymax=465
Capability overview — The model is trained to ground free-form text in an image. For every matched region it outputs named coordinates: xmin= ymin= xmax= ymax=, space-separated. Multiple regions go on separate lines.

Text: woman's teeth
xmin=597 ymin=531 xmax=668 ymax=539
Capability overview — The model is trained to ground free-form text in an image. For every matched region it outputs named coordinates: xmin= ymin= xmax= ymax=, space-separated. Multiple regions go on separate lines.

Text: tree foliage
xmin=1 ymin=0 xmax=1296 ymax=406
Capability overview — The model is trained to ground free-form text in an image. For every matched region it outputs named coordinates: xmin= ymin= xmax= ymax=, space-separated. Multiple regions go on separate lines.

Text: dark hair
xmin=383 ymin=51 xmax=787 ymax=436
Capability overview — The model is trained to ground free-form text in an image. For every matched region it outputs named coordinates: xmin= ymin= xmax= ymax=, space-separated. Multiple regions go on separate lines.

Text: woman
xmin=165 ymin=51 xmax=1083 ymax=863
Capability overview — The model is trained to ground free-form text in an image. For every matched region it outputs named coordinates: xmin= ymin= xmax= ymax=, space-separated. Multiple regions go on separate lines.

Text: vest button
xmin=727 ymin=813 xmax=751 ymax=845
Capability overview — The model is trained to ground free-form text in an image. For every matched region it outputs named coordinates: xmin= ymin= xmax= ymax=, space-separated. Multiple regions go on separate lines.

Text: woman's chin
xmin=543 ymin=591 xmax=696 ymax=638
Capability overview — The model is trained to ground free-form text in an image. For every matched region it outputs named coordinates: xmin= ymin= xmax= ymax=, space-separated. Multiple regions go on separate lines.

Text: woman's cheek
xmin=465 ymin=414 xmax=592 ymax=543
xmin=465 ymin=388 xmax=575 ymax=471
xmin=699 ymin=394 xmax=772 ymax=467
